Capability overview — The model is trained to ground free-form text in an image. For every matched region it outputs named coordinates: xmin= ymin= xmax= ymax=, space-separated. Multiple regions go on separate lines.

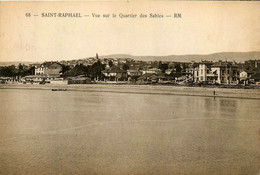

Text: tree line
xmin=0 ymin=60 xmax=188 ymax=78
xmin=61 ymin=60 xmax=105 ymax=80
xmin=0 ymin=64 xmax=35 ymax=77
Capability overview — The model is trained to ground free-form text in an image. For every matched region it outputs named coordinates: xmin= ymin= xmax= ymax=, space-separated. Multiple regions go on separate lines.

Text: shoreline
xmin=1 ymin=84 xmax=260 ymax=100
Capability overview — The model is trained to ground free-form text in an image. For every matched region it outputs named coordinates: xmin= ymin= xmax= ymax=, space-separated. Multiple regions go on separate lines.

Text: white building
xmin=35 ymin=65 xmax=45 ymax=75
xmin=35 ymin=62 xmax=62 ymax=75
xmin=239 ymin=70 xmax=254 ymax=80
xmin=194 ymin=62 xmax=218 ymax=84
xmin=211 ymin=62 xmax=239 ymax=84
xmin=142 ymin=68 xmax=162 ymax=74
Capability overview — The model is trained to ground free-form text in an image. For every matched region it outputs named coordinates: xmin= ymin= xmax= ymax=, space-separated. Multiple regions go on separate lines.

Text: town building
xmin=211 ymin=61 xmax=239 ymax=84
xmin=137 ymin=73 xmax=167 ymax=83
xmin=194 ymin=61 xmax=218 ymax=83
xmin=251 ymin=70 xmax=260 ymax=84
xmin=35 ymin=65 xmax=45 ymax=75
xmin=35 ymin=62 xmax=62 ymax=75
xmin=165 ymin=68 xmax=176 ymax=75
xmin=127 ymin=69 xmax=142 ymax=77
xmin=23 ymin=74 xmax=61 ymax=84
xmin=102 ymin=66 xmax=127 ymax=81
xmin=193 ymin=61 xmax=239 ymax=84
xmin=239 ymin=70 xmax=254 ymax=81
xmin=141 ymin=68 xmax=162 ymax=74
xmin=193 ymin=67 xmax=199 ymax=82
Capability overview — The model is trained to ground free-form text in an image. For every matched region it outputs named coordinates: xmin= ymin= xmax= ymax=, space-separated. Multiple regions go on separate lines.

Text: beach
xmin=1 ymin=83 xmax=260 ymax=100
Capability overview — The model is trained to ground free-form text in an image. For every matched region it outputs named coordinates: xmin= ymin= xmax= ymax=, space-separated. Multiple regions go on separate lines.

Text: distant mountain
xmin=100 ymin=52 xmax=260 ymax=62
xmin=0 ymin=62 xmax=36 ymax=67
xmin=1 ymin=52 xmax=259 ymax=66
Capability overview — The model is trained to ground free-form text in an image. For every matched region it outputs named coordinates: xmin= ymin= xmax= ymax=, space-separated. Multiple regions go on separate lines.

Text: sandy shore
xmin=1 ymin=83 xmax=260 ymax=100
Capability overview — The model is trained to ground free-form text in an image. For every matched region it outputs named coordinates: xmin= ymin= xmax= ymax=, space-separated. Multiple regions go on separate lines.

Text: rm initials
xmin=174 ymin=13 xmax=182 ymax=18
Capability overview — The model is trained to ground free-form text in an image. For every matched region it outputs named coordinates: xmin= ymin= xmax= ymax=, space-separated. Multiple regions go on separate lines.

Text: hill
xmin=100 ymin=52 xmax=260 ymax=62
xmin=1 ymin=52 xmax=259 ymax=66
xmin=0 ymin=62 xmax=36 ymax=67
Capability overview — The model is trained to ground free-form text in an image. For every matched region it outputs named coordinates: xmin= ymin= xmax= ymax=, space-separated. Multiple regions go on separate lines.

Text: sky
xmin=0 ymin=1 xmax=260 ymax=62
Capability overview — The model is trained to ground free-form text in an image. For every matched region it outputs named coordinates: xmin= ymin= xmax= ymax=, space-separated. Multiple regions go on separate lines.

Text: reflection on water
xmin=0 ymin=89 xmax=260 ymax=175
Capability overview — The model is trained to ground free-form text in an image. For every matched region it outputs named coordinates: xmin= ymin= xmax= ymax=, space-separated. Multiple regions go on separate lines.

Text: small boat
xmin=52 ymin=89 xmax=67 ymax=91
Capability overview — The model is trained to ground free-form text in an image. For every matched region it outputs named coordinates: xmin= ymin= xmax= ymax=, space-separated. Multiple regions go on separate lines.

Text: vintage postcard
xmin=0 ymin=1 xmax=260 ymax=175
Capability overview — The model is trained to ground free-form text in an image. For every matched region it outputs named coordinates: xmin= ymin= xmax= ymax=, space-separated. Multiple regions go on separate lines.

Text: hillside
xmin=101 ymin=52 xmax=260 ymax=62
xmin=1 ymin=52 xmax=259 ymax=66
xmin=0 ymin=62 xmax=36 ymax=67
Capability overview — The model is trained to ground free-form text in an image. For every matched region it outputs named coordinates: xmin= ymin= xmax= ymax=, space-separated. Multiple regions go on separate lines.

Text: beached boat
xmin=52 ymin=89 xmax=67 ymax=91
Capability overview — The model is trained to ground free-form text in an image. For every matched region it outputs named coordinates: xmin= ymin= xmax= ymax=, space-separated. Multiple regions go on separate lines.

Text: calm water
xmin=0 ymin=88 xmax=260 ymax=175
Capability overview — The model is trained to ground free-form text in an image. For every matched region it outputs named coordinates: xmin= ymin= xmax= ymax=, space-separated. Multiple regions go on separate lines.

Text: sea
xmin=0 ymin=88 xmax=260 ymax=175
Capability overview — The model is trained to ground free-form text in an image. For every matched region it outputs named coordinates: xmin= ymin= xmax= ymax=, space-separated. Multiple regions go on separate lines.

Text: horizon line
xmin=1 ymin=50 xmax=260 ymax=63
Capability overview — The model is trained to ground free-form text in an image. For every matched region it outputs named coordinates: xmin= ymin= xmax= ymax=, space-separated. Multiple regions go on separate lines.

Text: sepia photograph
xmin=0 ymin=1 xmax=260 ymax=175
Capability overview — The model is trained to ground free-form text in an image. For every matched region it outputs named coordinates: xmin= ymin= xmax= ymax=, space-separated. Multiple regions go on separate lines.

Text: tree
xmin=175 ymin=64 xmax=182 ymax=73
xmin=122 ymin=63 xmax=129 ymax=71
xmin=23 ymin=66 xmax=35 ymax=76
xmin=182 ymin=64 xmax=187 ymax=71
xmin=18 ymin=63 xmax=24 ymax=71
xmin=0 ymin=66 xmax=15 ymax=77
xmin=108 ymin=60 xmax=113 ymax=68
xmin=67 ymin=64 xmax=88 ymax=76
xmin=89 ymin=60 xmax=104 ymax=80
xmin=17 ymin=63 xmax=27 ymax=76
xmin=159 ymin=62 xmax=168 ymax=73
xmin=60 ymin=65 xmax=71 ymax=75
xmin=28 ymin=66 xmax=35 ymax=75
xmin=175 ymin=64 xmax=182 ymax=77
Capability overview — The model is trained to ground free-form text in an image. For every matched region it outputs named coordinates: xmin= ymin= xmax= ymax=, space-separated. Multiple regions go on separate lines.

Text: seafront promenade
xmin=1 ymin=84 xmax=260 ymax=100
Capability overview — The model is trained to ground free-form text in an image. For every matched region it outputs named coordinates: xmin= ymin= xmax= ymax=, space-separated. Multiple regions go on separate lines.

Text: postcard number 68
xmin=25 ymin=13 xmax=31 ymax=17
